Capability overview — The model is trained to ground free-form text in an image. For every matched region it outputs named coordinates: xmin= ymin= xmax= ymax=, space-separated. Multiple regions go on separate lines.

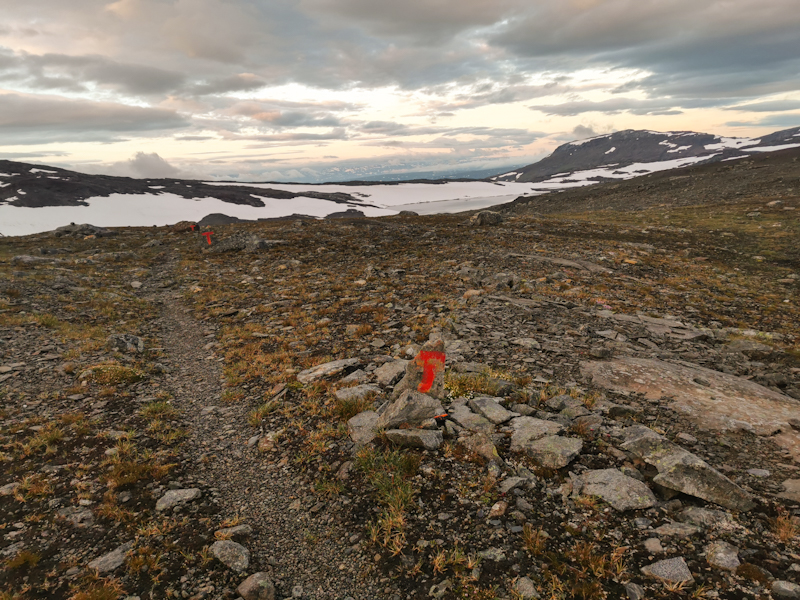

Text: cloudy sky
xmin=1 ymin=0 xmax=799 ymax=182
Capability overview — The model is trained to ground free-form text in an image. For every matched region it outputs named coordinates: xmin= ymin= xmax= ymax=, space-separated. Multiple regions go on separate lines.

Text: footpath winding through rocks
xmin=148 ymin=254 xmax=383 ymax=600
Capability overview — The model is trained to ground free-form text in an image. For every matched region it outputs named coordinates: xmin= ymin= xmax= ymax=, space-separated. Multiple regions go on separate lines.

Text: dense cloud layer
xmin=0 ymin=0 xmax=798 ymax=179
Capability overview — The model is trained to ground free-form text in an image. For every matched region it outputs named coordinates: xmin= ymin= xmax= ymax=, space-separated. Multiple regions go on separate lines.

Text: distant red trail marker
xmin=417 ymin=350 xmax=446 ymax=393
xmin=201 ymin=231 xmax=214 ymax=245
xmin=190 ymin=224 xmax=196 ymax=231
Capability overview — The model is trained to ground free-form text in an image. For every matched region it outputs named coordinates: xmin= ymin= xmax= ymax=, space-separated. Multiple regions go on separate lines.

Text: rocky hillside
xmin=492 ymin=126 xmax=800 ymax=184
xmin=0 ymin=160 xmax=363 ymax=209
xmin=0 ymin=168 xmax=798 ymax=600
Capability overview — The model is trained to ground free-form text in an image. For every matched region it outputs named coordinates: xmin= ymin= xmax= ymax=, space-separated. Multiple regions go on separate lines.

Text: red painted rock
xmin=392 ymin=338 xmax=446 ymax=399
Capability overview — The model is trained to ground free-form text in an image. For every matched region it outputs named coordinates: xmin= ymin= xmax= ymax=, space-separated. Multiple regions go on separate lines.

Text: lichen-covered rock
xmin=575 ymin=469 xmax=657 ymax=511
xmin=622 ymin=425 xmax=755 ymax=511
xmin=377 ymin=390 xmax=444 ymax=429
xmin=525 ymin=435 xmax=582 ymax=468
xmin=106 ymin=333 xmax=144 ymax=354
xmin=509 ymin=417 xmax=564 ymax=453
xmin=468 ymin=396 xmax=518 ymax=424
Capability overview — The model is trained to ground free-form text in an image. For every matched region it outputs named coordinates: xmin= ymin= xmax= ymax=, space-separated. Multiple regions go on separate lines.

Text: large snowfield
xmin=0 ymin=181 xmax=540 ymax=237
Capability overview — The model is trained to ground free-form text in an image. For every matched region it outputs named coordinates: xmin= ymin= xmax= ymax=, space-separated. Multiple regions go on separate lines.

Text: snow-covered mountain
xmin=492 ymin=126 xmax=800 ymax=185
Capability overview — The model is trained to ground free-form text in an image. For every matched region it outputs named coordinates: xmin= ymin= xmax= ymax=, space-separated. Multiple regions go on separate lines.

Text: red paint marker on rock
xmin=201 ymin=231 xmax=214 ymax=245
xmin=391 ymin=337 xmax=446 ymax=400
xmin=418 ymin=350 xmax=446 ymax=393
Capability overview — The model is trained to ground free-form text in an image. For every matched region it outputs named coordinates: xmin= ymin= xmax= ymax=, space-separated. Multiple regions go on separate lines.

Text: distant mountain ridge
xmin=492 ymin=126 xmax=800 ymax=184
xmin=0 ymin=161 xmax=366 ymax=209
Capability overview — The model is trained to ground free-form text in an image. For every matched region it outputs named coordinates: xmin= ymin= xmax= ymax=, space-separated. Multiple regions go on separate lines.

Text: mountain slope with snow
xmin=493 ymin=126 xmax=800 ymax=184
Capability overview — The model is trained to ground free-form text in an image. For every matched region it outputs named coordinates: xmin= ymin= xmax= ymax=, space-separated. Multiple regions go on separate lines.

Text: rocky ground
xmin=1 ymin=172 xmax=799 ymax=600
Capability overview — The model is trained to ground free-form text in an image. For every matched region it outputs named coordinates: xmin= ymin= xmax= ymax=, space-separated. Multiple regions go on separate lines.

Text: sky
xmin=1 ymin=0 xmax=799 ymax=183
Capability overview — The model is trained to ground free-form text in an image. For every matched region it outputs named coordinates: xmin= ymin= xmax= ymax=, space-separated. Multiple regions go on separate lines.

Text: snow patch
xmin=148 ymin=186 xmax=166 ymax=189
xmin=605 ymin=147 xmax=616 ymax=154
xmin=705 ymin=137 xmax=759 ymax=151
xmin=748 ymin=143 xmax=800 ymax=152
xmin=29 ymin=168 xmax=58 ymax=174
xmin=667 ymin=146 xmax=692 ymax=153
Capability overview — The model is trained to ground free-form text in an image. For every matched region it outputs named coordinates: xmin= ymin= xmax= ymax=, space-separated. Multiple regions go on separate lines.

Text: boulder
xmin=574 ymin=469 xmax=657 ymax=511
xmin=621 ymin=425 xmax=755 ymax=511
xmin=470 ymin=211 xmax=503 ymax=226
xmin=384 ymin=429 xmax=443 ymax=450
xmin=377 ymin=390 xmax=444 ymax=429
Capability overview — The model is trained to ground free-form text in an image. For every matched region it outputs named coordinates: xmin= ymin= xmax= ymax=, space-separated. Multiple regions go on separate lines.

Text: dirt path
xmin=149 ymin=255 xmax=387 ymax=600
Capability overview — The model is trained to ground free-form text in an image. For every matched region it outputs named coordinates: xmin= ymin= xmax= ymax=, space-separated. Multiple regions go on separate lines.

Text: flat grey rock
xmin=374 ymin=360 xmax=408 ymax=386
xmin=347 ymin=411 xmax=379 ymax=446
xmin=509 ymin=417 xmax=564 ymax=452
xmin=385 ymin=429 xmax=443 ymax=450
xmin=524 ymin=435 xmax=582 ymax=469
xmin=377 ymin=390 xmax=444 ymax=429
xmin=582 ymin=357 xmax=800 ymax=461
xmin=654 ymin=522 xmax=701 ymax=537
xmin=297 ymin=358 xmax=359 ymax=384
xmin=58 ymin=506 xmax=94 ymax=527
xmin=468 ymin=396 xmax=518 ymax=424
xmin=773 ymin=580 xmax=800 ymax=599
xmin=448 ymin=403 xmax=494 ymax=433
xmin=460 ymin=432 xmax=501 ymax=464
xmin=575 ymin=469 xmax=657 ymax=511
xmin=155 ymin=488 xmax=201 ymax=512
xmin=706 ymin=541 xmax=740 ymax=571
xmin=215 ymin=524 xmax=253 ymax=540
xmin=334 ymin=384 xmax=380 ymax=402
xmin=779 ymin=479 xmax=800 ymax=502
xmin=0 ymin=482 xmax=19 ymax=496
xmin=640 ymin=557 xmax=694 ymax=584
xmin=622 ymin=425 xmax=755 ymax=511
xmin=210 ymin=540 xmax=250 ymax=572
xmin=88 ymin=541 xmax=133 ymax=573
xmin=677 ymin=507 xmax=732 ymax=528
